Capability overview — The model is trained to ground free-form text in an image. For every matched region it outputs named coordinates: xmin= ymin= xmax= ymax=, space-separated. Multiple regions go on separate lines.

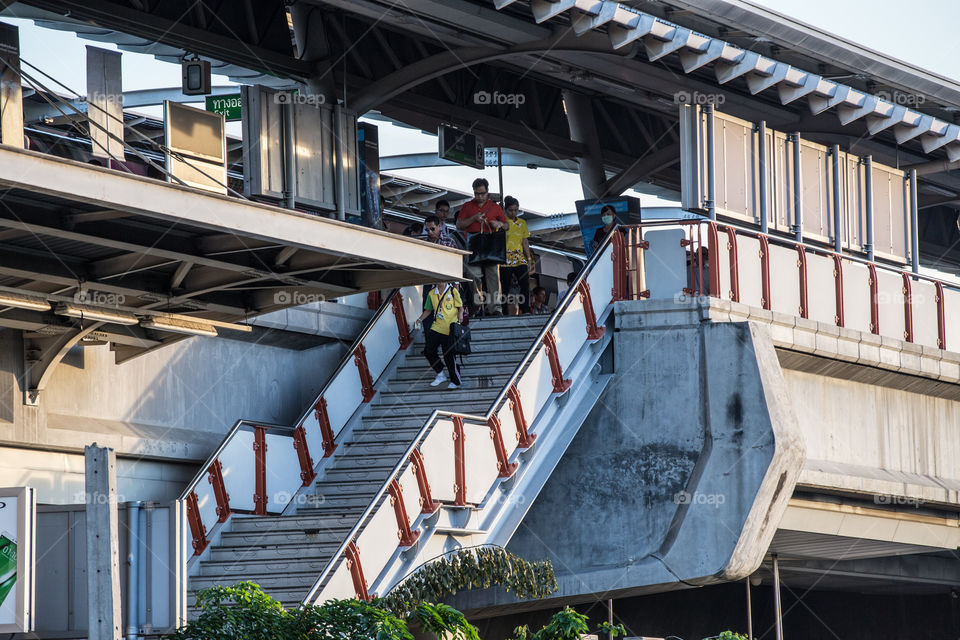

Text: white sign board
xmin=0 ymin=487 xmax=35 ymax=633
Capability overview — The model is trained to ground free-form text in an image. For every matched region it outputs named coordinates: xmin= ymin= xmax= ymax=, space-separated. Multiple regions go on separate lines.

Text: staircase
xmin=189 ymin=315 xmax=550 ymax=608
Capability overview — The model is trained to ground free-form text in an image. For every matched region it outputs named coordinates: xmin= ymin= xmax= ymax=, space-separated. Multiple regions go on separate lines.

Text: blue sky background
xmin=4 ymin=0 xmax=957 ymax=214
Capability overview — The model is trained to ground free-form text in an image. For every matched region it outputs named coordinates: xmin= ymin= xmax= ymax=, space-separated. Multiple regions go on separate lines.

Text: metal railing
xmin=621 ymin=219 xmax=960 ymax=351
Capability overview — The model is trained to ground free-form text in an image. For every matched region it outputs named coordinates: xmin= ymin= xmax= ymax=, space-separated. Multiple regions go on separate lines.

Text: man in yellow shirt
xmin=414 ymin=283 xmax=464 ymax=389
xmin=499 ymin=196 xmax=535 ymax=314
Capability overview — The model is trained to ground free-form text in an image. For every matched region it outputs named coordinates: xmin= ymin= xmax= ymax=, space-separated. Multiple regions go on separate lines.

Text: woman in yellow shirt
xmin=499 ymin=196 xmax=535 ymax=315
xmin=414 ymin=283 xmax=464 ymax=389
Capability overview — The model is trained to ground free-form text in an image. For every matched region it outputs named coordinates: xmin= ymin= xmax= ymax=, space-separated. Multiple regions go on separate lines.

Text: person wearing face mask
xmin=591 ymin=204 xmax=620 ymax=255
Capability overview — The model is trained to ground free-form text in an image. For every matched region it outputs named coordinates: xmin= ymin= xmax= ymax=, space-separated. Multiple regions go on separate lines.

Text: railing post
xmin=313 ymin=397 xmax=338 ymax=457
xmin=724 ymin=226 xmax=740 ymax=302
xmin=508 ymin=385 xmax=536 ymax=448
xmin=796 ymin=245 xmax=808 ymax=319
xmin=207 ymin=459 xmax=230 ymax=522
xmin=758 ymin=235 xmax=771 ymax=310
xmin=488 ymin=416 xmax=519 ymax=478
xmin=253 ymin=426 xmax=268 ymax=515
xmin=832 ymin=255 xmax=844 ymax=327
xmin=902 ymin=273 xmax=914 ymax=342
xmin=611 ymin=231 xmax=627 ymax=302
xmin=706 ymin=222 xmax=721 ymax=297
xmin=184 ymin=491 xmax=208 ymax=555
xmin=935 ymin=281 xmax=947 ymax=350
xmin=391 ymin=292 xmax=413 ymax=349
xmin=577 ymin=280 xmax=605 ymax=340
xmin=344 ymin=541 xmax=371 ymax=601
xmin=292 ymin=426 xmax=318 ymax=486
xmin=353 ymin=344 xmax=377 ymax=402
xmin=388 ymin=480 xmax=420 ymax=547
xmin=366 ymin=291 xmax=381 ymax=310
xmin=867 ymin=263 xmax=880 ymax=334
xmin=409 ymin=450 xmax=440 ymax=514
xmin=543 ymin=332 xmax=572 ymax=393
xmin=452 ymin=416 xmax=467 ymax=506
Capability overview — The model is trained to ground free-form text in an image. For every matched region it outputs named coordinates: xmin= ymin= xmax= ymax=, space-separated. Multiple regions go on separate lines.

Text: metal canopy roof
xmin=0 ymin=144 xmax=463 ymax=398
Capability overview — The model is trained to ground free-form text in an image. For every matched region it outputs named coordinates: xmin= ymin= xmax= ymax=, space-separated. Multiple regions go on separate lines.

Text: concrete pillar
xmin=86 ymin=444 xmax=122 ymax=640
xmin=290 ymin=1 xmax=337 ymax=101
xmin=86 ymin=47 xmax=123 ymax=161
xmin=562 ymin=89 xmax=606 ymax=199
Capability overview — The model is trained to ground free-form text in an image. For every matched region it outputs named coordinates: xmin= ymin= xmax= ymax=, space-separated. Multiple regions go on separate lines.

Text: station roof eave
xmin=0 ymin=145 xmax=464 ymax=366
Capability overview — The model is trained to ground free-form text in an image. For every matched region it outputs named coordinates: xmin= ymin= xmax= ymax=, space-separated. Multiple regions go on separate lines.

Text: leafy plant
xmin=409 ymin=602 xmax=480 ymax=640
xmin=378 ymin=546 xmax=558 ymax=616
xmin=511 ymin=607 xmax=626 ymax=640
xmin=714 ymin=632 xmax=748 ymax=640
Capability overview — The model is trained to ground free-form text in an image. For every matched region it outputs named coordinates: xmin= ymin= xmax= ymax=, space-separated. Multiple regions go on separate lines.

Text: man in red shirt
xmin=456 ymin=177 xmax=507 ymax=316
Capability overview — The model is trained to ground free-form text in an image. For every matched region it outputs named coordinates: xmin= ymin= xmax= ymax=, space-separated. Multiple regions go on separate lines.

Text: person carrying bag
xmin=456 ymin=177 xmax=507 ymax=317
xmin=414 ymin=283 xmax=464 ymax=389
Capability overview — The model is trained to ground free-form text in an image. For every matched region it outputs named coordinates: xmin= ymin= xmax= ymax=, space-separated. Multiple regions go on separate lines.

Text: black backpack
xmin=448 ymin=322 xmax=471 ymax=355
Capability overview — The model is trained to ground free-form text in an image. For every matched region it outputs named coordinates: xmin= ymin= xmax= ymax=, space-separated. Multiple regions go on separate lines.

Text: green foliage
xmin=378 ymin=547 xmax=558 ymax=616
xmin=715 ymin=632 xmax=748 ymax=640
xmin=511 ymin=607 xmax=626 ymax=640
xmin=409 ymin=602 xmax=481 ymax=640
xmin=171 ymin=582 xmax=414 ymax=640
xmin=170 ymin=582 xmax=480 ymax=640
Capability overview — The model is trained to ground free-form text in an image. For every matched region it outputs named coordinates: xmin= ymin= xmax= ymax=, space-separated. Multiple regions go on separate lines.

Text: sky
xmin=4 ymin=1 xmax=959 ymax=215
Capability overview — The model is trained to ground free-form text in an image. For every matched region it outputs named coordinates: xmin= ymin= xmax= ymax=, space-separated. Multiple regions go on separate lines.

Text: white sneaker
xmin=430 ymin=372 xmax=447 ymax=387
xmin=447 ymin=382 xmax=461 ymax=390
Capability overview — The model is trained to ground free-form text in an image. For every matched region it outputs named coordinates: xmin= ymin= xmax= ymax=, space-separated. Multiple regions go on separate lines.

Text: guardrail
xmin=178 ymin=286 xmax=422 ymax=557
xmin=622 ymin=220 xmax=960 ymax=352
xmin=303 ymin=232 xmax=625 ymax=603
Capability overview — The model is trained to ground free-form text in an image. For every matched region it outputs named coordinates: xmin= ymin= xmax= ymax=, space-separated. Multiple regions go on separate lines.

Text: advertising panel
xmin=0 ymin=487 xmax=34 ymax=633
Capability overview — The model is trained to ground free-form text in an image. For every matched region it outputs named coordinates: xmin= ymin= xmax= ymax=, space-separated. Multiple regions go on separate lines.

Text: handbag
xmin=467 ymin=218 xmax=506 ymax=266
xmin=448 ymin=322 xmax=471 ymax=355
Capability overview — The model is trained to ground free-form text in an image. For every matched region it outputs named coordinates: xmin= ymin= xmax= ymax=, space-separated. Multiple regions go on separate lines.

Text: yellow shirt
xmin=425 ymin=286 xmax=462 ymax=336
xmin=505 ymin=217 xmax=530 ymax=266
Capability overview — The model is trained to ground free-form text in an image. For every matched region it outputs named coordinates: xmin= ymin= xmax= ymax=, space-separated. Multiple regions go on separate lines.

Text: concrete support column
xmin=562 ymin=89 xmax=606 ymax=200
xmin=86 ymin=444 xmax=122 ymax=640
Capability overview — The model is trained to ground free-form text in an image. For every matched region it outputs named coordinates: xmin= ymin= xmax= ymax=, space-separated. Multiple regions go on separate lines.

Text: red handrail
xmin=293 ymin=426 xmax=318 ymax=487
xmin=868 ymin=263 xmax=880 ymax=334
xmin=832 ymin=255 xmax=844 ymax=327
xmin=452 ymin=416 xmax=467 ymax=507
xmin=902 ymin=274 xmax=914 ymax=342
xmin=253 ymin=426 xmax=267 ymax=515
xmin=578 ymin=281 xmax=605 ymax=340
xmin=314 ymin=397 xmax=337 ymax=457
xmin=543 ymin=331 xmax=572 ymax=393
xmin=508 ymin=385 xmax=536 ymax=448
xmin=388 ymin=480 xmax=420 ymax=547
xmin=409 ymin=449 xmax=439 ymax=514
xmin=208 ymin=459 xmax=230 ymax=522
xmin=353 ymin=344 xmax=376 ymax=402
xmin=391 ymin=292 xmax=413 ymax=349
xmin=796 ymin=245 xmax=808 ymax=319
xmin=758 ymin=235 xmax=771 ymax=310
xmin=345 ymin=541 xmax=371 ymax=601
xmin=936 ymin=281 xmax=947 ymax=350
xmin=185 ymin=491 xmax=208 ymax=554
xmin=488 ymin=416 xmax=519 ymax=478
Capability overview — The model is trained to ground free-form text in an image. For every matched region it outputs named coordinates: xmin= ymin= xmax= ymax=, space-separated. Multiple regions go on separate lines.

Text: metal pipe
xmin=335 ymin=105 xmax=346 ymax=221
xmin=758 ymin=120 xmax=768 ymax=233
xmin=864 ymin=156 xmax=875 ymax=262
xmin=282 ymin=101 xmax=295 ymax=210
xmin=497 ymin=146 xmax=504 ymax=203
xmin=607 ymin=599 xmax=614 ymax=640
xmin=125 ymin=501 xmax=141 ymax=640
xmin=705 ymin=104 xmax=716 ymax=219
xmin=910 ymin=168 xmax=919 ymax=274
xmin=746 ymin=578 xmax=753 ymax=640
xmin=773 ymin=554 xmax=784 ymax=640
xmin=791 ymin=133 xmax=802 ymax=242
xmin=832 ymin=144 xmax=842 ymax=254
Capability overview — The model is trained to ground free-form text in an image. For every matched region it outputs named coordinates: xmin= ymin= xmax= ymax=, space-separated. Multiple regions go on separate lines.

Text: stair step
xmin=374 ymin=389 xmax=500 ymax=406
xmin=209 ymin=541 xmax=340 ymax=561
xmin=190 ymin=570 xmax=319 ymax=592
xmin=322 ymin=468 xmax=392 ymax=483
xmin=311 ymin=479 xmax=382 ymax=497
xmin=338 ymin=441 xmax=411 ymax=456
xmin=348 ymin=426 xmax=424 ymax=444
xmin=331 ymin=452 xmax=404 ymax=469
xmin=198 ymin=556 xmax=333 ymax=577
xmin=229 ymin=514 xmax=356 ymax=533
xmin=218 ymin=528 xmax=347 ymax=547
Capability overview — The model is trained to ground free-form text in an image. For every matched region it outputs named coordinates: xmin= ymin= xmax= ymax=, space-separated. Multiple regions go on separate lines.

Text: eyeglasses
xmin=473 ymin=190 xmax=487 ymax=195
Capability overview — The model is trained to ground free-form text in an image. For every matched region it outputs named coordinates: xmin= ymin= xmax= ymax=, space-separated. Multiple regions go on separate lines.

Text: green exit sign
xmin=205 ymin=94 xmax=242 ymax=121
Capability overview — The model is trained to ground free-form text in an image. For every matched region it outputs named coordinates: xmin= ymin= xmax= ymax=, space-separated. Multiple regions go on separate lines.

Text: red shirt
xmin=457 ymin=200 xmax=506 ymax=234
